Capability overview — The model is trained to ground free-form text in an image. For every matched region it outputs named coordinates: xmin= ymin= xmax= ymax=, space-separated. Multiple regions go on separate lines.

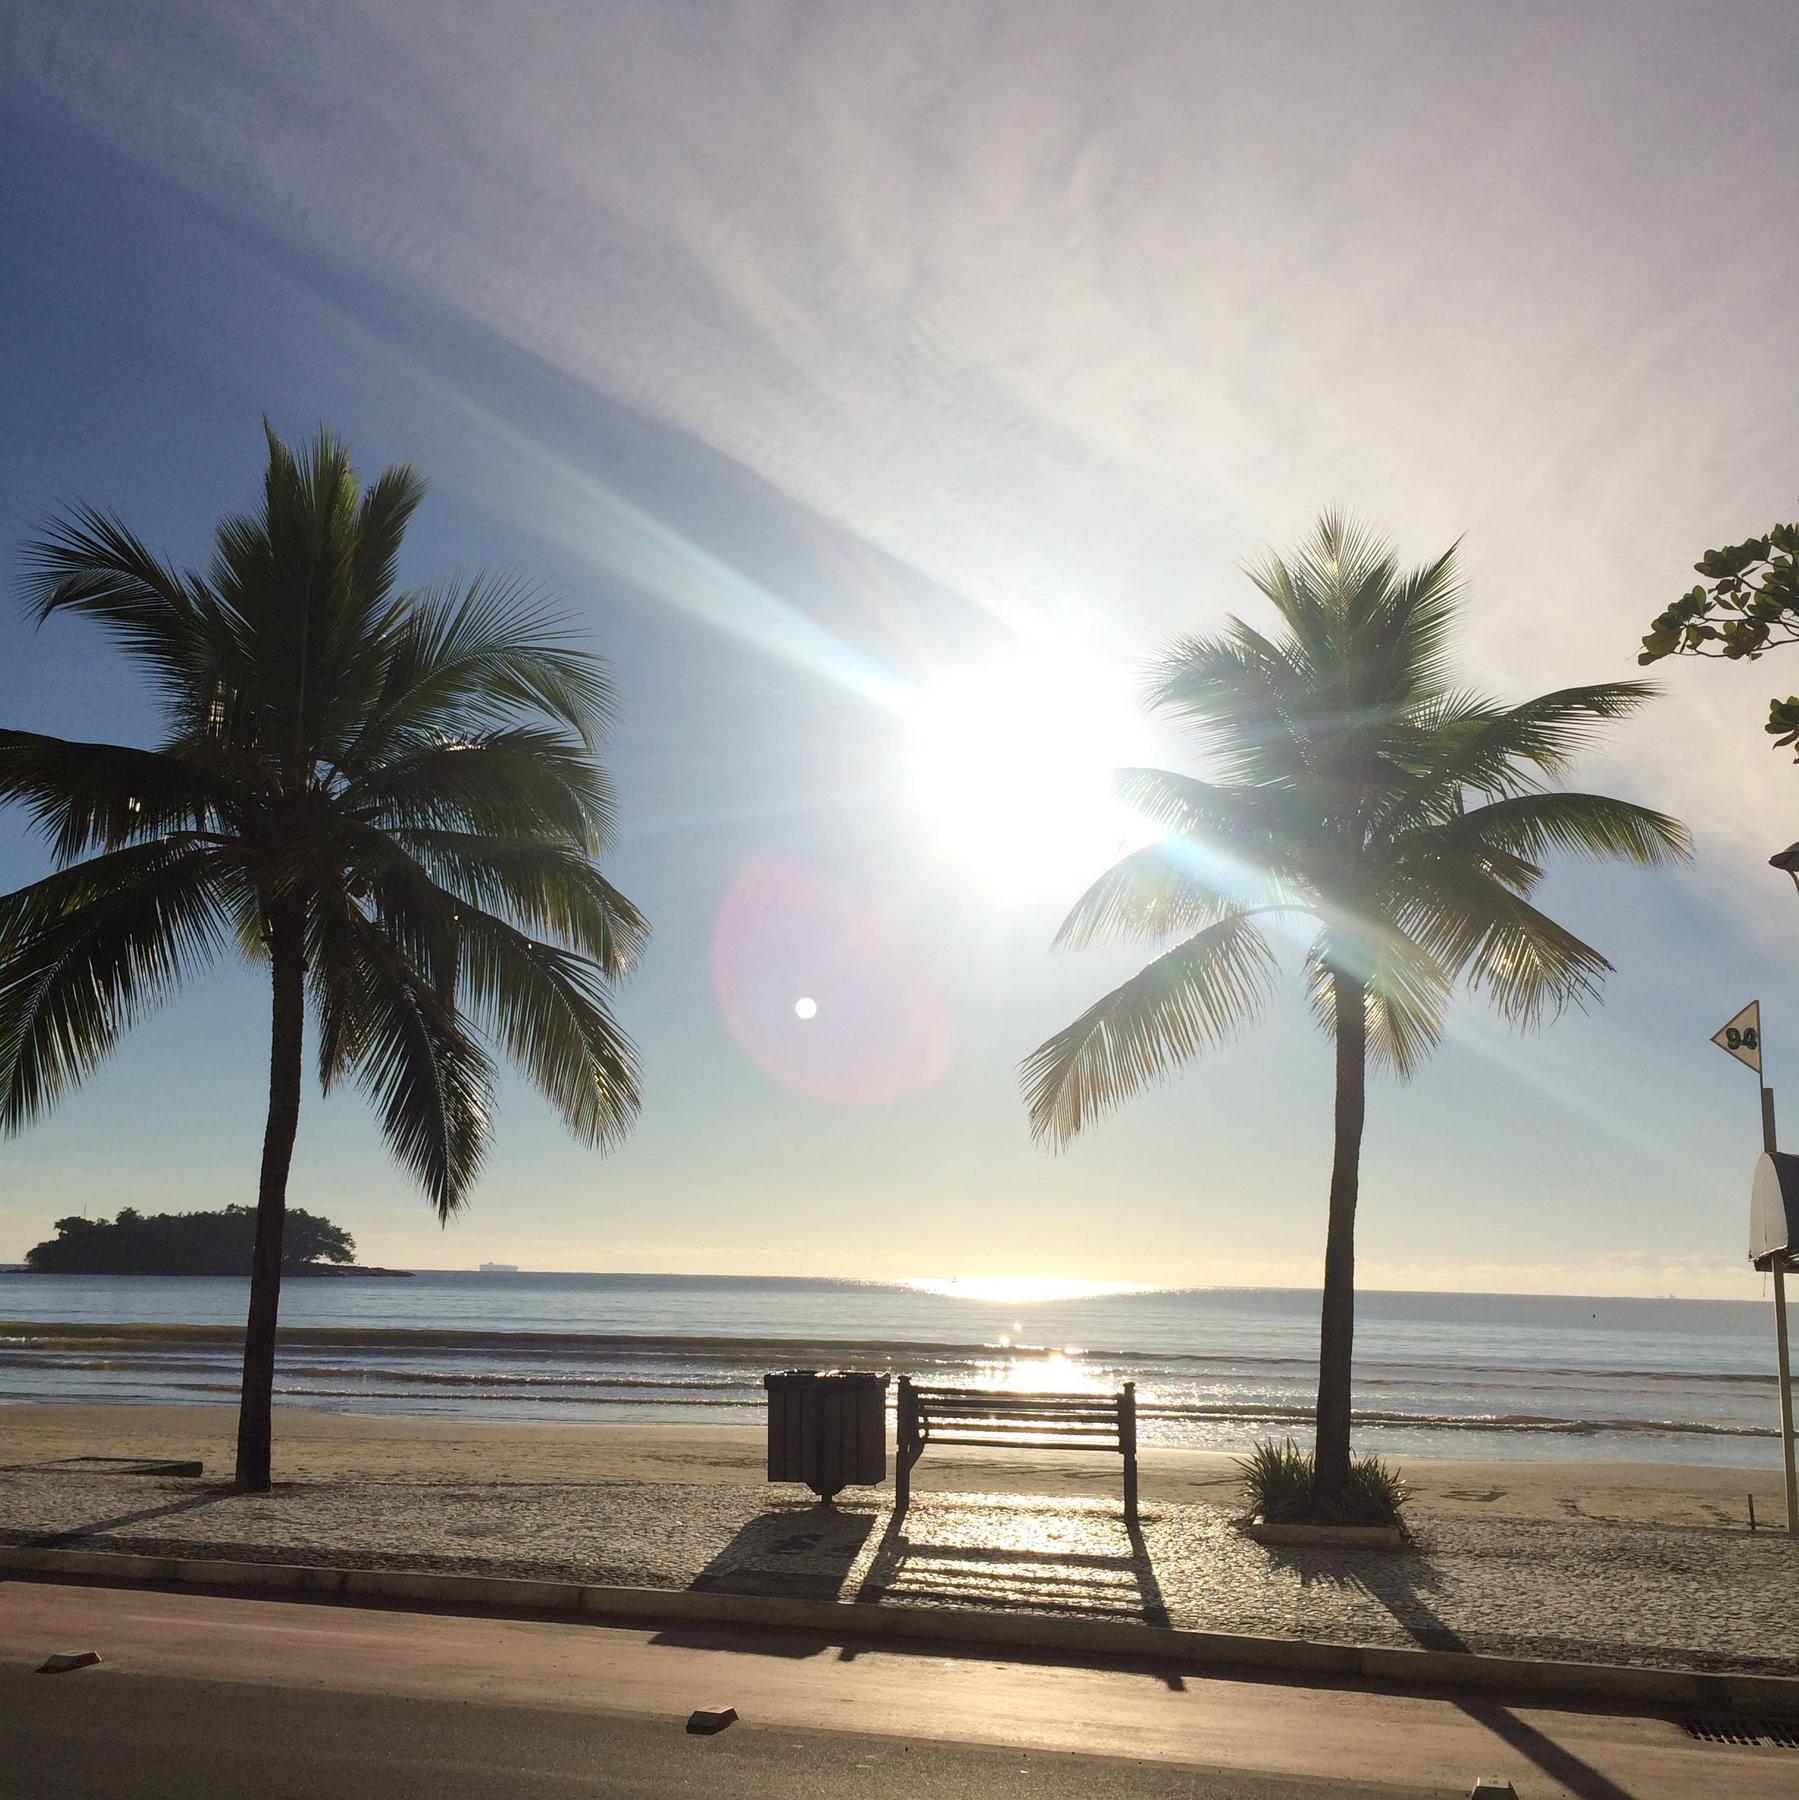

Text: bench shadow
xmin=854 ymin=1504 xmax=1172 ymax=1628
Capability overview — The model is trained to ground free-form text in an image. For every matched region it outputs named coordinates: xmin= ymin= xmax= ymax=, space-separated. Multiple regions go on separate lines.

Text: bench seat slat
xmin=922 ymin=1416 xmax=1121 ymax=1433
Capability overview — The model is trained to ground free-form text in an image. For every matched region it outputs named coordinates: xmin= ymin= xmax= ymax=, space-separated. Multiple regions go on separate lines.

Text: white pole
xmin=1761 ymin=1084 xmax=1798 ymax=1535
xmin=1775 ymin=1262 xmax=1799 ymax=1535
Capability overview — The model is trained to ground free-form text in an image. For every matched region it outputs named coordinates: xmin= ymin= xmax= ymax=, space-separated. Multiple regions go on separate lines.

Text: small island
xmin=19 ymin=1205 xmax=412 ymax=1277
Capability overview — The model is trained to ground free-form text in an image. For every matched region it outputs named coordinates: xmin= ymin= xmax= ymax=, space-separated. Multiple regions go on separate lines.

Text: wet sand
xmin=1 ymin=1402 xmax=1783 ymax=1529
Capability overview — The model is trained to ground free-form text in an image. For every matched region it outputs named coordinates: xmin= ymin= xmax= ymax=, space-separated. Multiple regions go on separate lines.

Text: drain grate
xmin=1681 ymin=1717 xmax=1799 ymax=1748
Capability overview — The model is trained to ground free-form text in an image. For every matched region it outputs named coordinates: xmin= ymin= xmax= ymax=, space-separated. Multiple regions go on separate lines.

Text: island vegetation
xmin=21 ymin=1205 xmax=405 ymax=1276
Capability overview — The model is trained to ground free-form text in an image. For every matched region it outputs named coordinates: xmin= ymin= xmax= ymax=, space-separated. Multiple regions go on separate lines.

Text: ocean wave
xmin=0 ymin=1320 xmax=1774 ymax=1389
xmin=179 ymin=1382 xmax=754 ymax=1409
xmin=144 ymin=1378 xmax=1778 ymax=1439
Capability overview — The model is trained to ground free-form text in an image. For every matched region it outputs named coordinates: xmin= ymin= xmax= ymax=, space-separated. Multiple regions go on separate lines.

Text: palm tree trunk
xmin=1312 ymin=968 xmax=1366 ymax=1512
xmin=234 ymin=898 xmax=306 ymax=1491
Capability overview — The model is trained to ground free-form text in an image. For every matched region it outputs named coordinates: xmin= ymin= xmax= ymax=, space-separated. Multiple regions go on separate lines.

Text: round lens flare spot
xmin=901 ymin=652 xmax=1155 ymax=899
xmin=711 ymin=858 xmax=953 ymax=1104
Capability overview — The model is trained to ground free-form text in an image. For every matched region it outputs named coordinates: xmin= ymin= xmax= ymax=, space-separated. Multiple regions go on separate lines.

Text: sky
xmin=2 ymin=1 xmax=1797 ymax=1296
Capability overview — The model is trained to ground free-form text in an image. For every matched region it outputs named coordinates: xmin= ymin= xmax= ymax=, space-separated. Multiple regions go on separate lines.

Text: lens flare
xmin=712 ymin=856 xmax=952 ymax=1103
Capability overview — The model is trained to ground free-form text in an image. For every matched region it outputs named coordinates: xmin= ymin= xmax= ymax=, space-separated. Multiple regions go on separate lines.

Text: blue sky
xmin=3 ymin=2 xmax=1797 ymax=1295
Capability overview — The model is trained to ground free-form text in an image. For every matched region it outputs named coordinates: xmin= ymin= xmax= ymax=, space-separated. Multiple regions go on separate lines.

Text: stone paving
xmin=2 ymin=1466 xmax=1795 ymax=1677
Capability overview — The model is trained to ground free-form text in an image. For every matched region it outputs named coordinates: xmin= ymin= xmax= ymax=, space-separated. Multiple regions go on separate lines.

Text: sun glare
xmin=902 ymin=653 xmax=1153 ymax=899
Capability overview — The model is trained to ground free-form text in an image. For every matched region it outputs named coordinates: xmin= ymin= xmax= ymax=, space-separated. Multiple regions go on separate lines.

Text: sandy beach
xmin=6 ymin=1399 xmax=1797 ymax=1677
xmin=2 ymin=1401 xmax=1785 ymax=1530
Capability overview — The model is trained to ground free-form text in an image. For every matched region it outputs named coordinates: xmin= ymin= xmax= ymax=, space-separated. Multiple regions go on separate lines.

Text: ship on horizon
xmin=477 ymin=1261 xmax=519 ymax=1274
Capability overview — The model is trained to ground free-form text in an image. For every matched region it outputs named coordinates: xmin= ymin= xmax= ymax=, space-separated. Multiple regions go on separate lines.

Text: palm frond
xmin=318 ymin=903 xmax=495 ymax=1217
xmin=345 ymin=574 xmax=616 ymax=770
xmin=1398 ymin=683 xmax=1662 ymax=811
xmin=394 ymin=828 xmax=648 ymax=973
xmin=22 ymin=506 xmax=247 ymax=715
xmin=1407 ymin=791 xmax=1690 ymax=872
xmin=352 ymin=463 xmax=428 ymax=606
xmin=1304 ymin=924 xmax=1451 ymax=1077
xmin=1399 ymin=866 xmax=1613 ymax=1029
xmin=453 ymin=906 xmax=641 ymax=1149
xmin=0 ymin=731 xmax=228 ymax=861
xmin=1022 ymin=912 xmax=1279 ymax=1146
xmin=1053 ymin=840 xmax=1246 ymax=951
xmin=344 ymin=728 xmax=614 ymax=850
xmin=1146 ymin=626 xmax=1316 ymax=785
xmin=0 ymin=840 xmax=230 ymax=1132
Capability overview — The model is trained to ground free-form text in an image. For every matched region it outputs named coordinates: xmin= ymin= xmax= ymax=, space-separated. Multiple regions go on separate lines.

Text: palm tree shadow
xmin=1254 ymin=1539 xmax=1641 ymax=1797
xmin=12 ymin=1488 xmax=238 ymax=1550
xmin=1255 ymin=1536 xmax=1467 ymax=1652
xmin=1454 ymin=1700 xmax=1640 ymax=1800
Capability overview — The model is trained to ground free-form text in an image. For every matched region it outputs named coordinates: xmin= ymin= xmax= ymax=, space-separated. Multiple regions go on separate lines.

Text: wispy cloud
xmin=8 ymin=1 xmax=1799 ymax=876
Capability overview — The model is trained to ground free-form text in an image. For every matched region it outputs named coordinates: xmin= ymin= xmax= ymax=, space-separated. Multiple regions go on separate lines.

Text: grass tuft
xmin=1236 ymin=1437 xmax=1410 ymax=1527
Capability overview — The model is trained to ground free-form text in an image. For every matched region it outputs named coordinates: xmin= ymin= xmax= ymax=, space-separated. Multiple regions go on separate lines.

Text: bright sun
xmin=903 ymin=652 xmax=1152 ymax=898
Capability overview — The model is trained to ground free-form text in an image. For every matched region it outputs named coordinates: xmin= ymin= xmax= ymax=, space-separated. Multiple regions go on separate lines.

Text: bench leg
xmin=1121 ymin=1381 xmax=1140 ymax=1526
xmin=895 ymin=1378 xmax=915 ymax=1518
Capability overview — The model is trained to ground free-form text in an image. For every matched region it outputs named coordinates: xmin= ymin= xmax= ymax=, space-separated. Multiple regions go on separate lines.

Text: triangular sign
xmin=1712 ymin=1000 xmax=1763 ymax=1073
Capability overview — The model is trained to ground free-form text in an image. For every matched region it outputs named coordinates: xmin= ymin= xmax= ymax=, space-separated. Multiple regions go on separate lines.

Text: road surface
xmin=2 ymin=1578 xmax=1790 ymax=1796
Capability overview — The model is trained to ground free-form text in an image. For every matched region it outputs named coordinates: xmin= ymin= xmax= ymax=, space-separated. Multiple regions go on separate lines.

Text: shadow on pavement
xmin=14 ymin=1488 xmax=238 ymax=1550
xmin=853 ymin=1504 xmax=1172 ymax=1628
xmin=683 ymin=1502 xmax=878 ymax=1603
xmin=1458 ymin=1697 xmax=1639 ymax=1800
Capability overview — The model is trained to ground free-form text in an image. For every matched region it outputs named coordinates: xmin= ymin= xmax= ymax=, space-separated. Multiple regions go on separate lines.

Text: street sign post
xmin=1715 ymin=1002 xmax=1798 ymax=1534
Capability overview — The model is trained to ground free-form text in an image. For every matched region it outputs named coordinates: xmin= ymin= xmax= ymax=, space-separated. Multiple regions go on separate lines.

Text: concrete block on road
xmin=685 ymin=1706 xmax=737 ymax=1735
xmin=37 ymin=1650 xmax=102 ymax=1674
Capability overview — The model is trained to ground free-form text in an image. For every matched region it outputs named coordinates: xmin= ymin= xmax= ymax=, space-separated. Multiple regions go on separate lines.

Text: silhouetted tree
xmin=1024 ymin=516 xmax=1686 ymax=1513
xmin=25 ymin=1205 xmax=356 ymax=1274
xmin=1639 ymin=516 xmax=1799 ymax=752
xmin=1 ymin=427 xmax=646 ymax=1488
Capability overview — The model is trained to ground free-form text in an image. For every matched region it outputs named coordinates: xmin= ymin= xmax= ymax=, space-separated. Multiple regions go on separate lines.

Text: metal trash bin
xmin=764 ymin=1369 xmax=888 ymax=1502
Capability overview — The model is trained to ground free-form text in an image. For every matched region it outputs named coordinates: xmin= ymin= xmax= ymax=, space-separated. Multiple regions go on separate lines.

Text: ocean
xmin=0 ymin=1272 xmax=1784 ymax=1468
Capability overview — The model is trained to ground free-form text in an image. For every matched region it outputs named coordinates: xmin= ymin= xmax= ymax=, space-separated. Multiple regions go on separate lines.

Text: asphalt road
xmin=8 ymin=1670 xmax=1426 ymax=1799
xmin=2 ymin=1579 xmax=1792 ymax=1798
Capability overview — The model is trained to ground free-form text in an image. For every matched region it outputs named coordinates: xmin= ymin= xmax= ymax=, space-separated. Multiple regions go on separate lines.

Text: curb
xmin=4 ymin=1543 xmax=1795 ymax=1719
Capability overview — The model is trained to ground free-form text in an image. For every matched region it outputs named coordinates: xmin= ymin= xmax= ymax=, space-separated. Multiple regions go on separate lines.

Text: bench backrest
xmin=900 ymin=1379 xmax=1135 ymax=1455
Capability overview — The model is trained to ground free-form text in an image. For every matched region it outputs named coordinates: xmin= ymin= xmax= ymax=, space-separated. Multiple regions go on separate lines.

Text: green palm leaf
xmin=0 ymin=840 xmax=232 ymax=1131
xmin=1023 ymin=912 xmax=1278 ymax=1146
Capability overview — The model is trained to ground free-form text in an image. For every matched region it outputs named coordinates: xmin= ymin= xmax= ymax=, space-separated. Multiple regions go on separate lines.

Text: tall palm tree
xmin=1023 ymin=516 xmax=1685 ymax=1511
xmin=0 ymin=427 xmax=646 ymax=1490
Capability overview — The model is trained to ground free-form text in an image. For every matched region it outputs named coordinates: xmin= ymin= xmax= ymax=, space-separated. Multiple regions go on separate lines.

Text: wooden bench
xmin=894 ymin=1376 xmax=1139 ymax=1522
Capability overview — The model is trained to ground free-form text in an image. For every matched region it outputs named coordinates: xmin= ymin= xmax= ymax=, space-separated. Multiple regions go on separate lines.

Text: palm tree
xmin=1022 ymin=516 xmax=1685 ymax=1512
xmin=0 ymin=426 xmax=646 ymax=1490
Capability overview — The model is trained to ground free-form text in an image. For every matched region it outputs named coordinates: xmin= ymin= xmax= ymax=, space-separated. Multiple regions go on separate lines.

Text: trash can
xmin=764 ymin=1369 xmax=889 ymax=1502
